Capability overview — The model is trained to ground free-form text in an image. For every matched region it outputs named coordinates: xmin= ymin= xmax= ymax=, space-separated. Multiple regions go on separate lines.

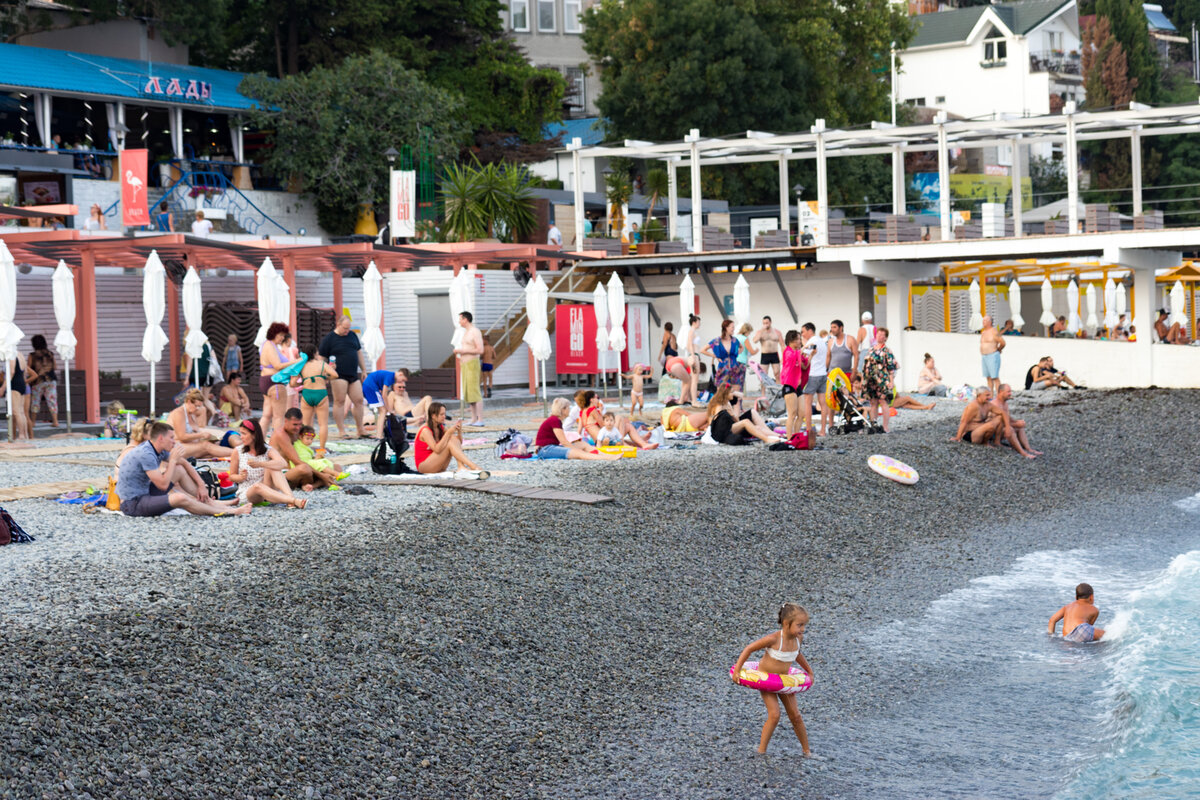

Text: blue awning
xmin=0 ymin=43 xmax=262 ymax=112
xmin=544 ymin=117 xmax=607 ymax=146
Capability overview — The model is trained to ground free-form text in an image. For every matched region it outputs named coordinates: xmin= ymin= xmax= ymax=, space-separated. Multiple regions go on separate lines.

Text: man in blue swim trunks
xmin=979 ymin=315 xmax=1005 ymax=397
xmin=360 ymin=369 xmax=396 ymax=414
xmin=1048 ymin=582 xmax=1105 ymax=643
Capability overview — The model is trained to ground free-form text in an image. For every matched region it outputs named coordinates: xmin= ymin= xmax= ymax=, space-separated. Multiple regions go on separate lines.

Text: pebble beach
xmin=2 ymin=388 xmax=1199 ymax=799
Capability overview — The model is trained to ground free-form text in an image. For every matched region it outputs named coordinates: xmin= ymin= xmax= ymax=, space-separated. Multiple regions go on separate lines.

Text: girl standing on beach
xmin=731 ymin=603 xmax=814 ymax=755
xmin=780 ymin=330 xmax=809 ymax=436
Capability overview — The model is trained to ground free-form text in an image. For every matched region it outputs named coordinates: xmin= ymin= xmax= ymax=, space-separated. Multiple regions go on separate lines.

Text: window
xmin=565 ymin=66 xmax=586 ymax=110
xmin=564 ymin=0 xmax=582 ymax=33
xmin=538 ymin=0 xmax=556 ymax=32
xmin=935 ymin=95 xmax=946 ymax=105
xmin=905 ymin=97 xmax=926 ymax=107
xmin=984 ymin=39 xmax=1007 ymax=61
xmin=511 ymin=0 xmax=529 ymax=31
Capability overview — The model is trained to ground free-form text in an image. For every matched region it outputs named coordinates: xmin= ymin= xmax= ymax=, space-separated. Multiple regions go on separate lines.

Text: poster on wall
xmin=0 ymin=176 xmax=17 ymax=227
xmin=796 ymin=200 xmax=823 ymax=246
xmin=555 ymin=304 xmax=597 ymax=373
xmin=120 ymin=148 xmax=150 ymax=227
xmin=749 ymin=217 xmax=779 ymax=249
xmin=21 ymin=180 xmax=61 ymax=205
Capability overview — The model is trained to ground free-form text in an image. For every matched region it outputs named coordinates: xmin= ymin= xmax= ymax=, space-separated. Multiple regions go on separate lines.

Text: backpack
xmin=0 ymin=506 xmax=34 ymax=545
xmin=371 ymin=414 xmax=414 ymax=475
xmin=195 ymin=465 xmax=236 ymax=501
xmin=494 ymin=428 xmax=532 ymax=458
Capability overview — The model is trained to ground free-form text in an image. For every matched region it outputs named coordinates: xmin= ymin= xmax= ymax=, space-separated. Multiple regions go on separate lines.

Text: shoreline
xmin=0 ymin=389 xmax=1198 ymax=798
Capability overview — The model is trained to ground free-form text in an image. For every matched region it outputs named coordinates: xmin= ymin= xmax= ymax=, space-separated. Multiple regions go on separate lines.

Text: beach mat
xmin=0 ymin=479 xmax=107 ymax=502
xmin=350 ymin=477 xmax=613 ymax=505
xmin=0 ymin=442 xmax=126 ymax=459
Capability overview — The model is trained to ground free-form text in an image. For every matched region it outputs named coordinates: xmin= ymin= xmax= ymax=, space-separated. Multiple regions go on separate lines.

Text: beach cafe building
xmin=561 ymin=102 xmax=1200 ymax=391
xmin=1 ymin=228 xmax=585 ymax=426
xmin=0 ymin=41 xmax=262 ymax=217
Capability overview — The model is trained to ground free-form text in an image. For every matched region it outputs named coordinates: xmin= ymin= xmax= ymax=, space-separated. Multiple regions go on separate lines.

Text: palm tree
xmin=642 ymin=167 xmax=669 ymax=241
xmin=605 ymin=169 xmax=633 ymax=237
xmin=439 ymin=159 xmax=537 ymax=243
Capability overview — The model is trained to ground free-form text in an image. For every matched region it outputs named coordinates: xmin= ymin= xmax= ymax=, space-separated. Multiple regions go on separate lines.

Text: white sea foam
xmin=1173 ymin=490 xmax=1200 ymax=514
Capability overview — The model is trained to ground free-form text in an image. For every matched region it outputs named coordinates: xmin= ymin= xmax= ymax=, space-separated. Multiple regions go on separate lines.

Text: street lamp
xmin=111 ymin=121 xmax=129 ymax=150
xmin=384 ymin=147 xmax=399 ymax=165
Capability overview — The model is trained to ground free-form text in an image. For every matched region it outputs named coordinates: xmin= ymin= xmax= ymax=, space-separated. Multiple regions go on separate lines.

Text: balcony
xmin=1029 ymin=50 xmax=1081 ymax=76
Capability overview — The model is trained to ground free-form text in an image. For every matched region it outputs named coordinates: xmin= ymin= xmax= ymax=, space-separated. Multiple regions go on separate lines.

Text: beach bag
xmin=195 ymin=466 xmax=234 ymax=501
xmin=789 ymin=430 xmax=813 ymax=450
xmin=381 ymin=414 xmax=410 ymax=457
xmin=495 ymin=428 xmax=532 ymax=458
xmin=106 ymin=477 xmax=121 ymax=511
xmin=372 ymin=415 xmax=414 ymax=475
xmin=0 ymin=506 xmax=34 ymax=544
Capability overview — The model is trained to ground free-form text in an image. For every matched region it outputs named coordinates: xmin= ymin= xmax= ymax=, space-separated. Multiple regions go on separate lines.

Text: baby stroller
xmin=825 ymin=368 xmax=882 ymax=435
xmin=747 ymin=360 xmax=786 ymax=417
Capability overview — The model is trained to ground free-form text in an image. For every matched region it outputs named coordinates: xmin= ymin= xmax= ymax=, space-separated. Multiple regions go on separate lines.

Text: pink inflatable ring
xmin=730 ymin=661 xmax=813 ymax=694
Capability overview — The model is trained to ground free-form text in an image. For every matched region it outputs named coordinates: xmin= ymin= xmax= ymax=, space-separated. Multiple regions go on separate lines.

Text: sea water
xmin=820 ymin=494 xmax=1200 ymax=799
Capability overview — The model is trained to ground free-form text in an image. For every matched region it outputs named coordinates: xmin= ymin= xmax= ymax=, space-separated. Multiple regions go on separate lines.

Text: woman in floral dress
xmin=861 ymin=327 xmax=897 ymax=433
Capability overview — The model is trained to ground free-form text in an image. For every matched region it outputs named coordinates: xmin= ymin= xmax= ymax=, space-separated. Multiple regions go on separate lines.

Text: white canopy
xmin=182 ymin=266 xmax=209 ymax=362
xmin=1103 ymin=278 xmax=1118 ymax=330
xmin=141 ymin=251 xmax=169 ymax=364
xmin=522 ymin=274 xmax=552 ymax=361
xmin=52 ymin=260 xmax=77 ymax=362
xmin=607 ymin=272 xmax=627 ymax=354
xmin=733 ymin=274 xmax=750 ymax=329
xmin=1085 ymin=283 xmax=1098 ymax=334
xmin=360 ymin=261 xmax=386 ymax=367
xmin=1066 ymin=279 xmax=1081 ymax=335
xmin=1008 ymin=279 xmax=1024 ymax=329
xmin=679 ymin=273 xmax=695 ymax=332
xmin=253 ymin=258 xmax=279 ymax=347
xmin=968 ymin=278 xmax=983 ymax=332
xmin=592 ymin=283 xmax=609 ymax=356
xmin=1039 ymin=278 xmax=1055 ymax=326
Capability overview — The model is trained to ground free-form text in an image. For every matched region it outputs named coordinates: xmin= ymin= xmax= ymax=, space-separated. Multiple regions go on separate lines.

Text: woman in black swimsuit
xmin=658 ymin=321 xmax=678 ymax=374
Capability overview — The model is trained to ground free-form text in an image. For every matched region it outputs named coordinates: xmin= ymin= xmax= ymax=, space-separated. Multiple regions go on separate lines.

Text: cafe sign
xmin=142 ymin=76 xmax=213 ymax=102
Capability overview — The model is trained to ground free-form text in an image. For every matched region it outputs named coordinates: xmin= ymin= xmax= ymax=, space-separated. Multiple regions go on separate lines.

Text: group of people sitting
xmin=951 ymin=383 xmax=1042 ymax=459
xmin=112 ymin=388 xmax=356 ymax=517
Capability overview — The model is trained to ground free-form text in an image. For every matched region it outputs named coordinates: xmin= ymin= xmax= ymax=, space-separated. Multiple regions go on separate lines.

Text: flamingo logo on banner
xmin=121 ymin=149 xmax=150 ymax=227
xmin=390 ymin=169 xmax=416 ymax=239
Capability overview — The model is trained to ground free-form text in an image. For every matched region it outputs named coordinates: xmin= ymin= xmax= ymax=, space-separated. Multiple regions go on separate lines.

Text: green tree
xmin=1094 ymin=0 xmax=1161 ymax=103
xmin=239 ymin=52 xmax=468 ymax=236
xmin=582 ymin=0 xmax=911 ymax=205
xmin=440 ymin=159 xmax=537 ymax=242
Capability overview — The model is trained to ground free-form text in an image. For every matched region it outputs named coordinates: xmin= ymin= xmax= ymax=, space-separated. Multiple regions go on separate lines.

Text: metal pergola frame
xmin=566 ymin=101 xmax=1200 ymax=254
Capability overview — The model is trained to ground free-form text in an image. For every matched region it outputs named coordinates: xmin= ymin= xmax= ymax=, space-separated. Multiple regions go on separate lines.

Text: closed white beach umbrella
xmin=1116 ymin=281 xmax=1127 ymax=321
xmin=0 ymin=241 xmax=23 ymax=440
xmin=733 ymin=274 xmax=751 ymax=328
xmin=522 ymin=274 xmax=551 ymax=405
xmin=1170 ymin=280 xmax=1187 ymax=327
xmin=1085 ymin=283 xmax=1099 ymax=335
xmin=182 ymin=266 xmax=209 ymax=388
xmin=274 ymin=272 xmax=291 ymax=327
xmin=253 ymin=258 xmax=278 ymax=347
xmin=142 ymin=250 xmax=169 ymax=418
xmin=968 ymin=278 xmax=983 ymax=332
xmin=1103 ymin=278 xmax=1118 ymax=331
xmin=608 ymin=272 xmax=627 ymax=407
xmin=1009 ymin=279 xmax=1024 ymax=329
xmin=592 ymin=282 xmax=609 ymax=356
xmin=1039 ymin=278 xmax=1055 ymax=327
xmin=360 ymin=260 xmax=385 ymax=368
xmin=449 ymin=267 xmax=474 ymax=349
xmin=679 ymin=273 xmax=695 ymax=332
xmin=1066 ymin=279 xmax=1081 ymax=335
xmin=52 ymin=260 xmax=76 ymax=431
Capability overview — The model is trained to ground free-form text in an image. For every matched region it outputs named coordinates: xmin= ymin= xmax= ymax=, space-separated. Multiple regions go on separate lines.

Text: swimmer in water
xmin=1048 ymin=582 xmax=1105 ymax=643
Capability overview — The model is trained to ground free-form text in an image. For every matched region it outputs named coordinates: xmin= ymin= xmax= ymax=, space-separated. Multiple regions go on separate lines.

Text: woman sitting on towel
xmin=415 ymin=402 xmax=486 ymax=474
xmin=535 ymin=399 xmax=622 ymax=460
xmin=706 ymin=384 xmax=779 ymax=445
xmin=168 ymin=388 xmax=235 ymax=461
xmin=576 ymin=390 xmax=658 ymax=450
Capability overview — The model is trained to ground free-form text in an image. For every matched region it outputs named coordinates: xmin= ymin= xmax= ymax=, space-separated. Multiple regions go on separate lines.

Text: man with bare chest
xmin=753 ymin=316 xmax=783 ymax=380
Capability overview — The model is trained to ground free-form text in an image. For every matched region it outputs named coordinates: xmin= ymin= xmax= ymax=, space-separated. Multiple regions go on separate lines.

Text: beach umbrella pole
xmin=6 ymin=359 xmax=12 ymax=441
xmin=65 ymin=359 xmax=71 ymax=433
xmin=150 ymin=363 xmax=156 ymax=419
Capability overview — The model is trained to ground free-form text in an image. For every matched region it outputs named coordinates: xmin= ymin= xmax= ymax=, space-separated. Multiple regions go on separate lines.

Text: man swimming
xmin=1048 ymin=582 xmax=1105 ymax=643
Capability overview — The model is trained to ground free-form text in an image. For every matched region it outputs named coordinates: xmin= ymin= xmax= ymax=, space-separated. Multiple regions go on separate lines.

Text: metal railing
xmin=485 ymin=260 xmax=594 ymax=356
xmin=103 ymin=169 xmax=290 ymax=235
xmin=1029 ymin=51 xmax=1082 ymax=75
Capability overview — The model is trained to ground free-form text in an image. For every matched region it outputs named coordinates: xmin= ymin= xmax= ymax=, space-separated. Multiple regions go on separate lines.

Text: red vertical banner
xmin=554 ymin=304 xmax=597 ymax=373
xmin=120 ymin=149 xmax=150 ymax=227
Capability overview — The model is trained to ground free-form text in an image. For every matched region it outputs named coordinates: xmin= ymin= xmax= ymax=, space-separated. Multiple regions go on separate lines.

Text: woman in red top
xmin=415 ymin=402 xmax=485 ymax=475
xmin=575 ymin=390 xmax=657 ymax=449
xmin=536 ymin=398 xmax=621 ymax=460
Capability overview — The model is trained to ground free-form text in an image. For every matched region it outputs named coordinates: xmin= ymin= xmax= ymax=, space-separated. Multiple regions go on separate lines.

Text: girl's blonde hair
xmin=130 ymin=419 xmax=155 ymax=444
xmin=738 ymin=322 xmax=753 ymax=336
xmin=778 ymin=603 xmax=809 ymax=626
xmin=184 ymin=388 xmax=204 ymax=404
xmin=550 ymin=397 xmax=570 ymax=416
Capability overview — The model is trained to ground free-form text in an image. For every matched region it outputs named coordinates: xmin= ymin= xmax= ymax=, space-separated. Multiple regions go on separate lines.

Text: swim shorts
xmin=1064 ymin=623 xmax=1095 ymax=643
xmin=760 ymin=352 xmax=780 ymax=365
xmin=781 ymin=384 xmax=799 ymax=397
xmin=981 ymin=351 xmax=1001 ymax=379
xmin=803 ymin=373 xmax=827 ymax=394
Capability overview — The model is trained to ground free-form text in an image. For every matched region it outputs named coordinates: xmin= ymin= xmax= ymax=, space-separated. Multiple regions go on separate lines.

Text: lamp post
xmin=794 ymin=185 xmax=806 ymax=245
xmin=601 ymin=166 xmax=613 ymax=236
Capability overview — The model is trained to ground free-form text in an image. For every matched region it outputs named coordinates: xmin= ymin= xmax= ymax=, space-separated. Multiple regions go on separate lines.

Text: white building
xmin=900 ymin=0 xmax=1084 ymax=129
xmin=497 ymin=0 xmax=599 ymax=118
